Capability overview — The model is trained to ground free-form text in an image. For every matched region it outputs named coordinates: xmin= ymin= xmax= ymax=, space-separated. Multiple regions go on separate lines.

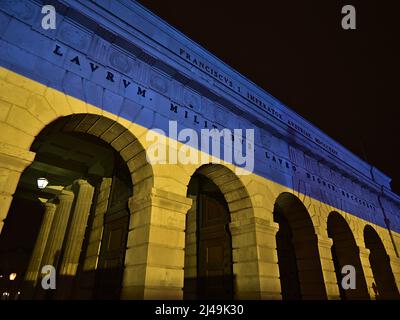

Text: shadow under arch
xmin=364 ymin=225 xmax=400 ymax=299
xmin=1 ymin=113 xmax=154 ymax=300
xmin=327 ymin=212 xmax=369 ymax=299
xmin=273 ymin=192 xmax=327 ymax=300
xmin=183 ymin=163 xmax=253 ymax=300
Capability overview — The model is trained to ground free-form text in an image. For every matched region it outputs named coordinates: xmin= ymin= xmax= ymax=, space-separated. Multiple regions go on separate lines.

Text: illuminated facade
xmin=0 ymin=0 xmax=399 ymax=299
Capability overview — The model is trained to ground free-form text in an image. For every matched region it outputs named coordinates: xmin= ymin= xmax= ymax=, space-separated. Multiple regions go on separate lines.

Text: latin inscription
xmin=50 ymin=43 xmax=369 ymax=209
xmin=178 ymin=47 xmax=339 ymax=157
xmin=52 ymin=44 xmax=145 ymax=98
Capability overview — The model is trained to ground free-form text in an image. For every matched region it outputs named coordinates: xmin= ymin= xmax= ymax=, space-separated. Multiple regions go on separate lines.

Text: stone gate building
xmin=0 ymin=0 xmax=399 ymax=300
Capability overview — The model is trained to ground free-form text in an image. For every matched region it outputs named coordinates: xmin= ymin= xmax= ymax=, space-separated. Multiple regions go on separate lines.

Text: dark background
xmin=137 ymin=0 xmax=400 ymax=194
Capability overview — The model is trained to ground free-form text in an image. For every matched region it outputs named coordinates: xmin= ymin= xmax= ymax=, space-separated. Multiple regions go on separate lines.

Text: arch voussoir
xmin=110 ymin=130 xmax=137 ymax=152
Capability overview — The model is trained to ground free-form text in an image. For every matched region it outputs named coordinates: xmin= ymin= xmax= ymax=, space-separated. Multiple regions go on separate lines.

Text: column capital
xmin=73 ymin=179 xmax=93 ymax=187
xmin=44 ymin=201 xmax=57 ymax=209
xmin=71 ymin=179 xmax=94 ymax=203
xmin=58 ymin=189 xmax=74 ymax=201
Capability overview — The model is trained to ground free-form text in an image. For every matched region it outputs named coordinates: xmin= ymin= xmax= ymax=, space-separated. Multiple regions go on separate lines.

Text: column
xmin=0 ymin=142 xmax=35 ymax=234
xmin=77 ymin=178 xmax=112 ymax=299
xmin=389 ymin=256 xmax=400 ymax=295
xmin=314 ymin=236 xmax=341 ymax=300
xmin=23 ymin=201 xmax=57 ymax=297
xmin=392 ymin=234 xmax=400 ymax=294
xmin=39 ymin=189 xmax=75 ymax=273
xmin=121 ymin=188 xmax=192 ymax=300
xmin=358 ymin=246 xmax=377 ymax=299
xmin=183 ymin=195 xmax=197 ymax=299
xmin=56 ymin=180 xmax=94 ymax=299
xmin=230 ymin=217 xmax=281 ymax=299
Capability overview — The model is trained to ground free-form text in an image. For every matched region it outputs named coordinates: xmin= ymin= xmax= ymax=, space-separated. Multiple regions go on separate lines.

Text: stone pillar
xmin=389 ymin=256 xmax=400 ymax=295
xmin=0 ymin=142 xmax=35 ymax=234
xmin=39 ymin=189 xmax=75 ymax=271
xmin=121 ymin=188 xmax=192 ymax=300
xmin=358 ymin=246 xmax=377 ymax=299
xmin=23 ymin=201 xmax=57 ymax=297
xmin=315 ymin=236 xmax=341 ymax=300
xmin=76 ymin=178 xmax=112 ymax=299
xmin=183 ymin=195 xmax=197 ymax=299
xmin=230 ymin=217 xmax=281 ymax=299
xmin=82 ymin=178 xmax=112 ymax=271
xmin=391 ymin=234 xmax=400 ymax=294
xmin=56 ymin=180 xmax=94 ymax=299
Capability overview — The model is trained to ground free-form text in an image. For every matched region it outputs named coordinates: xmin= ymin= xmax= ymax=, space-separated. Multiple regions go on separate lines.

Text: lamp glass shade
xmin=37 ymin=178 xmax=49 ymax=189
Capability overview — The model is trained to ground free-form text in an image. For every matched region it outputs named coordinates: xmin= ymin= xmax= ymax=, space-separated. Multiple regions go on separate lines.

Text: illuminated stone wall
xmin=0 ymin=0 xmax=399 ymax=299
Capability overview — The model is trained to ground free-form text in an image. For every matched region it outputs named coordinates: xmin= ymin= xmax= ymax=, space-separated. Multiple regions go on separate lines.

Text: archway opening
xmin=0 ymin=114 xmax=143 ymax=300
xmin=327 ymin=212 xmax=369 ymax=299
xmin=273 ymin=192 xmax=327 ymax=300
xmin=364 ymin=225 xmax=400 ymax=299
xmin=184 ymin=168 xmax=234 ymax=300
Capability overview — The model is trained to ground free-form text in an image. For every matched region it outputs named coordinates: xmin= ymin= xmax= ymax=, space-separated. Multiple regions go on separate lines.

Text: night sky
xmin=137 ymin=0 xmax=400 ymax=194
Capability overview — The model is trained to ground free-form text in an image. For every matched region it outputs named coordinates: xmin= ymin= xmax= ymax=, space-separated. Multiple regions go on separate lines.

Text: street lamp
xmin=8 ymin=273 xmax=17 ymax=300
xmin=1 ymin=273 xmax=17 ymax=300
xmin=37 ymin=177 xmax=49 ymax=189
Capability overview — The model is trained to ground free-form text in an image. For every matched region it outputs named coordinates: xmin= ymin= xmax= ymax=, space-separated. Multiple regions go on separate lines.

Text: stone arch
xmin=35 ymin=113 xmax=153 ymax=299
xmin=327 ymin=211 xmax=369 ymax=299
xmin=0 ymin=80 xmax=156 ymax=234
xmin=273 ymin=192 xmax=327 ymax=300
xmin=183 ymin=163 xmax=256 ymax=299
xmin=364 ymin=225 xmax=400 ymax=299
xmin=1 ymin=110 xmax=155 ymax=298
xmin=191 ymin=164 xmax=254 ymax=220
xmin=34 ymin=113 xmax=154 ymax=196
